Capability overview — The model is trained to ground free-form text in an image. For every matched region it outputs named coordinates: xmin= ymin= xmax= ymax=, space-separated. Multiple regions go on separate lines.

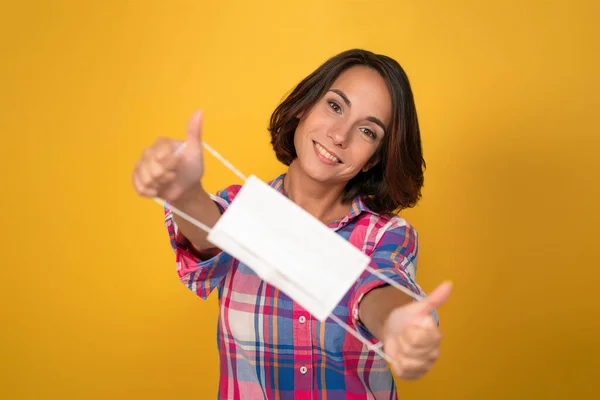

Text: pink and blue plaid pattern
xmin=164 ymin=173 xmax=429 ymax=399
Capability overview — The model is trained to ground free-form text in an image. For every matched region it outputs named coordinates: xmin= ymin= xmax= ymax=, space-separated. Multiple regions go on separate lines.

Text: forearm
xmin=358 ymin=285 xmax=414 ymax=341
xmin=170 ymin=183 xmax=222 ymax=252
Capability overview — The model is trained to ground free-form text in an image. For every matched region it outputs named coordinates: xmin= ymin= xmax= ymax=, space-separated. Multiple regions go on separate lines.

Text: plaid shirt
xmin=164 ymin=173 xmax=428 ymax=399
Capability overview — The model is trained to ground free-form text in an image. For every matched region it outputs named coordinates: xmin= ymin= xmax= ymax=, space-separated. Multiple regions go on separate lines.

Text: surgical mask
xmin=153 ymin=142 xmax=423 ymax=362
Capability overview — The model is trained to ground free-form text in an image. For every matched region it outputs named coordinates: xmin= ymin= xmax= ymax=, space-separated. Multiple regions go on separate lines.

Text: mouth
xmin=313 ymin=141 xmax=342 ymax=164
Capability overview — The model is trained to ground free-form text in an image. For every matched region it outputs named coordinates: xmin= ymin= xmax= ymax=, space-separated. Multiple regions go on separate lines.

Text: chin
xmin=299 ymin=159 xmax=327 ymax=181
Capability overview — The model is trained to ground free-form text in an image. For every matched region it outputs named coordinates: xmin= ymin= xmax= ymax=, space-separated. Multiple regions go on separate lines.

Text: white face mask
xmin=206 ymin=174 xmax=371 ymax=322
xmin=154 ymin=142 xmax=423 ymax=362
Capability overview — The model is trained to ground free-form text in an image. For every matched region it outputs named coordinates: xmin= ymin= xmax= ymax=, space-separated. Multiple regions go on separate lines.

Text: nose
xmin=327 ymin=123 xmax=350 ymax=148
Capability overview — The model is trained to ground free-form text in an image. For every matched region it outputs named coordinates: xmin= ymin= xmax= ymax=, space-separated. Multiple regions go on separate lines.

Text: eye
xmin=328 ymin=101 xmax=341 ymax=114
xmin=360 ymin=127 xmax=377 ymax=139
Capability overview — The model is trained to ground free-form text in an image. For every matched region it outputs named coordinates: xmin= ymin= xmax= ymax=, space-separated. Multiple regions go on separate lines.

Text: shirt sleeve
xmin=163 ymin=184 xmax=242 ymax=299
xmin=347 ymin=220 xmax=438 ymax=344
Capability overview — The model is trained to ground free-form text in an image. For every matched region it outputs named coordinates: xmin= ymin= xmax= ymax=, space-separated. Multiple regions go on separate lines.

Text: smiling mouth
xmin=313 ymin=141 xmax=342 ymax=163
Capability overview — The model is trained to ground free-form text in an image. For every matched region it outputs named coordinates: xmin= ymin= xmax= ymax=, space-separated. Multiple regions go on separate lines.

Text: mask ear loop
xmin=152 ymin=141 xmax=424 ymax=364
xmin=327 ymin=267 xmax=424 ymax=363
xmin=153 ymin=141 xmax=248 ymax=230
xmin=327 ymin=314 xmax=391 ymax=362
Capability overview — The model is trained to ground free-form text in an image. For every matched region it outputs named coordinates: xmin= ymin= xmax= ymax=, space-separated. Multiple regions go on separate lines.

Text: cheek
xmin=293 ymin=121 xmax=307 ymax=147
xmin=349 ymin=145 xmax=377 ymax=168
xmin=302 ymin=109 xmax=334 ymax=135
xmin=295 ymin=118 xmax=312 ymax=138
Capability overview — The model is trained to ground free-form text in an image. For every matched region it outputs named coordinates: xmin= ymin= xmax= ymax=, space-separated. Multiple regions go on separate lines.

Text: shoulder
xmin=207 ymin=184 xmax=240 ymax=213
xmin=357 ymin=208 xmax=418 ymax=244
xmin=213 ymin=184 xmax=243 ymax=203
xmin=355 ymin=209 xmax=419 ymax=262
xmin=364 ymin=214 xmax=420 ymax=281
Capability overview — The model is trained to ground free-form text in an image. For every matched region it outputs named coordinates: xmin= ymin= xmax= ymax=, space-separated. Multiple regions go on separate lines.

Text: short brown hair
xmin=268 ymin=49 xmax=425 ymax=215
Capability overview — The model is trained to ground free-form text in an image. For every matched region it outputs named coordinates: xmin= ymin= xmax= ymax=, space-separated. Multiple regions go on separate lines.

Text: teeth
xmin=315 ymin=142 xmax=340 ymax=163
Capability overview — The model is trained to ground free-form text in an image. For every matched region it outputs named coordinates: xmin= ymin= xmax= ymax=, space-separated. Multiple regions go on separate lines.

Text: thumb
xmin=417 ymin=281 xmax=453 ymax=316
xmin=185 ymin=109 xmax=204 ymax=148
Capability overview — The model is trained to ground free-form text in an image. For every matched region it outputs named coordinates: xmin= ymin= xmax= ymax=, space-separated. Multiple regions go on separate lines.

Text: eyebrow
xmin=329 ymin=89 xmax=351 ymax=107
xmin=367 ymin=116 xmax=387 ymax=134
xmin=328 ymin=89 xmax=387 ymax=134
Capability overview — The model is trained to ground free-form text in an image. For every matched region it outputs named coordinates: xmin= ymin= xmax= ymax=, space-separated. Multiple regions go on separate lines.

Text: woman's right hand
xmin=132 ymin=110 xmax=206 ymax=203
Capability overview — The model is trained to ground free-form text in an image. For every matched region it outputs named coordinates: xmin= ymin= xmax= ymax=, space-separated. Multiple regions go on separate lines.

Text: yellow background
xmin=1 ymin=0 xmax=599 ymax=398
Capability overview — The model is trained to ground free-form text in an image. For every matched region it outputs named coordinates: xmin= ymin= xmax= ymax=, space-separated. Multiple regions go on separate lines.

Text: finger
xmin=153 ymin=170 xmax=176 ymax=187
xmin=148 ymin=157 xmax=177 ymax=184
xmin=172 ymin=141 xmax=187 ymax=156
xmin=156 ymin=170 xmax=176 ymax=185
xmin=416 ymin=314 xmax=442 ymax=335
xmin=390 ymin=356 xmax=431 ymax=380
xmin=150 ymin=139 xmax=182 ymax=165
xmin=398 ymin=340 xmax=434 ymax=358
xmin=185 ymin=109 xmax=203 ymax=148
xmin=153 ymin=140 xmax=172 ymax=161
xmin=402 ymin=321 xmax=442 ymax=350
xmin=132 ymin=169 xmax=158 ymax=197
xmin=137 ymin=162 xmax=159 ymax=191
xmin=141 ymin=146 xmax=153 ymax=162
xmin=384 ymin=337 xmax=399 ymax=361
xmin=162 ymin=185 xmax=184 ymax=203
xmin=399 ymin=334 xmax=441 ymax=357
xmin=418 ymin=281 xmax=452 ymax=316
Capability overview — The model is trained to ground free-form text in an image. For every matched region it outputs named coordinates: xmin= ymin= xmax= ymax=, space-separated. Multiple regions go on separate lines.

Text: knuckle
xmin=152 ymin=137 xmax=166 ymax=147
xmin=161 ymin=171 xmax=176 ymax=184
xmin=398 ymin=339 xmax=411 ymax=356
xmin=395 ymin=359 xmax=417 ymax=379
xmin=133 ymin=180 xmax=152 ymax=197
xmin=154 ymin=146 xmax=169 ymax=160
xmin=142 ymin=147 xmax=152 ymax=159
xmin=132 ymin=176 xmax=141 ymax=192
xmin=155 ymin=138 xmax=175 ymax=155
xmin=141 ymin=174 xmax=154 ymax=187
xmin=149 ymin=163 xmax=164 ymax=178
xmin=405 ymin=332 xmax=419 ymax=347
xmin=392 ymin=362 xmax=405 ymax=377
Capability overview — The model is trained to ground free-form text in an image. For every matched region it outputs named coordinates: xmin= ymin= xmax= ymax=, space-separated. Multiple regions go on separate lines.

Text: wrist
xmin=359 ymin=285 xmax=414 ymax=341
xmin=171 ymin=182 xmax=208 ymax=208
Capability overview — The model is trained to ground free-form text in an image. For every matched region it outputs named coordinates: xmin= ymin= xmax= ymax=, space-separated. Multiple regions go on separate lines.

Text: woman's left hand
xmin=382 ymin=282 xmax=452 ymax=380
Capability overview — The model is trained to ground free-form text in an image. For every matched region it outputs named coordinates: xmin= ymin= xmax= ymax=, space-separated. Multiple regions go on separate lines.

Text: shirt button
xmin=300 ymin=366 xmax=307 ymax=374
xmin=299 ymin=315 xmax=306 ymax=324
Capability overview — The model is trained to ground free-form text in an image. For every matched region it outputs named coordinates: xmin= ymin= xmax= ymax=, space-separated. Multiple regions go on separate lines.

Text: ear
xmin=296 ymin=110 xmax=304 ymax=119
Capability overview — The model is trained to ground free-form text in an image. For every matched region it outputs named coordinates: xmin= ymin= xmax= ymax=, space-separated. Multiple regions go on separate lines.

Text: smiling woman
xmin=132 ymin=48 xmax=451 ymax=399
xmin=269 ymin=50 xmax=425 ymax=216
xmin=287 ymin=66 xmax=393 ymax=211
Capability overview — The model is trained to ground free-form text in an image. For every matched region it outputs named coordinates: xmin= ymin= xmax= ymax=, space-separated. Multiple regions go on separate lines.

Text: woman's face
xmin=294 ymin=65 xmax=392 ymax=186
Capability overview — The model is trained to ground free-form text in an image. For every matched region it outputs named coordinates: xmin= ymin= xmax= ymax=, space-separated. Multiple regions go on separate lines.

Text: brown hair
xmin=268 ymin=49 xmax=425 ymax=215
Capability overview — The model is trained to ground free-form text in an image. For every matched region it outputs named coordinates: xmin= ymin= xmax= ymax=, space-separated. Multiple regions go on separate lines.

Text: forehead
xmin=329 ymin=66 xmax=392 ymax=125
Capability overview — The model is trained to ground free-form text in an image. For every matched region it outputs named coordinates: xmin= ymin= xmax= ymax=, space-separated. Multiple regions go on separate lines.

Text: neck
xmin=283 ymin=160 xmax=351 ymax=224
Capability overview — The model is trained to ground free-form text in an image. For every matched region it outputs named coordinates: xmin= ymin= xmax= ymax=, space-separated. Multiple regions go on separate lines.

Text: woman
xmin=132 ymin=49 xmax=451 ymax=399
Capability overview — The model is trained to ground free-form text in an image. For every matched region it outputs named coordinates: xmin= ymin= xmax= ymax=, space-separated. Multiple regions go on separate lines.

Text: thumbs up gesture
xmin=132 ymin=110 xmax=206 ymax=202
xmin=382 ymin=282 xmax=452 ymax=380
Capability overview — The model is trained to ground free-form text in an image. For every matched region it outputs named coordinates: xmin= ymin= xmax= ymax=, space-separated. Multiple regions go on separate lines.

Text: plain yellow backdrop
xmin=1 ymin=0 xmax=599 ymax=399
